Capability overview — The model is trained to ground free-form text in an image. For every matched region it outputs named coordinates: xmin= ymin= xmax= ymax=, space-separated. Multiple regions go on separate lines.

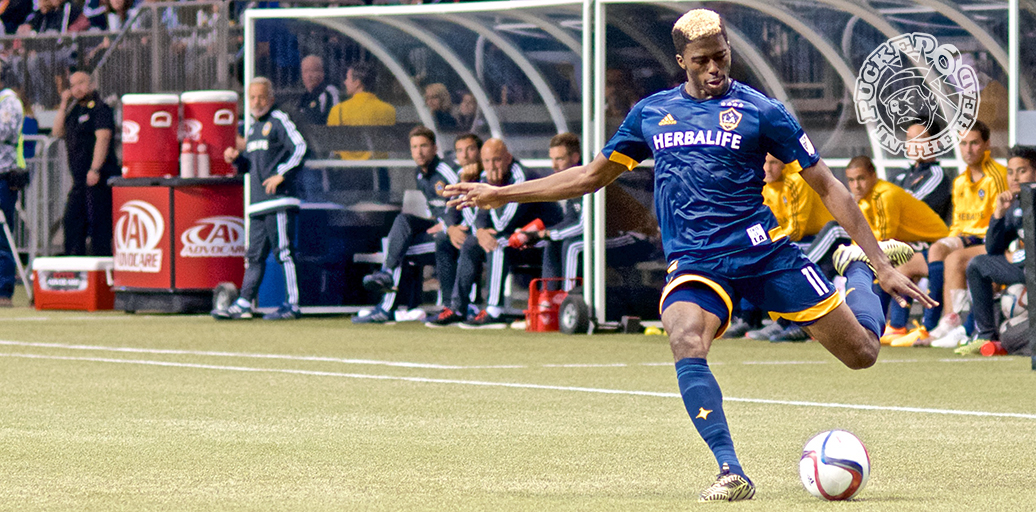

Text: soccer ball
xmin=799 ymin=430 xmax=870 ymax=500
xmin=1000 ymin=284 xmax=1028 ymax=320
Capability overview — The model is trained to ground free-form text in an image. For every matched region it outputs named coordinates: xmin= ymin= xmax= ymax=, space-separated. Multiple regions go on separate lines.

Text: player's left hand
xmin=262 ymin=174 xmax=284 ymax=194
xmin=444 ymin=182 xmax=505 ymax=210
xmin=874 ymin=264 xmax=939 ymax=309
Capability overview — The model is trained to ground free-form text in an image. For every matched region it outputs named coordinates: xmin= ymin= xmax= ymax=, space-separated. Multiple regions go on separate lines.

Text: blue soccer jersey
xmin=602 ymin=81 xmax=820 ymax=267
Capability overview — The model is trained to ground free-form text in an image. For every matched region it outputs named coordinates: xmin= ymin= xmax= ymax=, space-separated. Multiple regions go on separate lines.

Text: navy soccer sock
xmin=923 ymin=261 xmax=944 ymax=330
xmin=675 ymin=358 xmax=745 ymax=477
xmin=843 ymin=262 xmax=884 ymax=339
xmin=887 ymin=297 xmax=912 ymax=330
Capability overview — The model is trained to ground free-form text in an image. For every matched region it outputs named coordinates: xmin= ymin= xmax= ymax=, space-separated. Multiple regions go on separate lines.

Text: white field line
xmin=0 ymin=340 xmax=1016 ymax=370
xmin=1 ymin=351 xmax=1034 ymax=420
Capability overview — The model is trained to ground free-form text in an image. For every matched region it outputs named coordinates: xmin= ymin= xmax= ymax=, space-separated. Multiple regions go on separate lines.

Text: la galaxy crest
xmin=435 ymin=181 xmax=446 ymax=196
xmin=719 ymin=107 xmax=742 ymax=131
xmin=262 ymin=121 xmax=272 ymax=136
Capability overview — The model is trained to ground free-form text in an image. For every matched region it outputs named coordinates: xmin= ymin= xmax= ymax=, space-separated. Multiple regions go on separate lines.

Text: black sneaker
xmin=351 ymin=306 xmax=393 ymax=324
xmin=425 ymin=307 xmax=463 ymax=327
xmin=698 ymin=463 xmax=755 ymax=502
xmin=459 ymin=310 xmax=507 ymax=329
xmin=362 ymin=270 xmax=394 ymax=293
xmin=263 ymin=304 xmax=301 ymax=320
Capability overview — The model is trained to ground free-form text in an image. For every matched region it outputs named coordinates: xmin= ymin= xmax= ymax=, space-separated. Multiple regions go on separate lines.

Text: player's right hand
xmin=224 ymin=146 xmax=239 ymax=163
xmin=875 ymin=265 xmax=939 ymax=309
xmin=447 ymin=224 xmax=469 ymax=249
xmin=444 ymin=182 xmax=506 ymax=210
xmin=476 ymin=228 xmax=498 ymax=252
xmin=993 ymin=190 xmax=1014 ymax=219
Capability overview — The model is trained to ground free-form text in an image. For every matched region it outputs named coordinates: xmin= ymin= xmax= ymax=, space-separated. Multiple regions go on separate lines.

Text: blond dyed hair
xmin=672 ymin=9 xmax=726 ymax=54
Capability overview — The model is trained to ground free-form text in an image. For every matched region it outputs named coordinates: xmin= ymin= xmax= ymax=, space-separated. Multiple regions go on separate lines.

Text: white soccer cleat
xmin=925 ymin=313 xmax=962 ymax=341
xmin=929 ymin=325 xmax=968 ymax=348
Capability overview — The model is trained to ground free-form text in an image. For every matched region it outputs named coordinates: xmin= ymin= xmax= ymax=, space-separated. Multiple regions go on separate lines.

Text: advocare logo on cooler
xmin=180 ymin=216 xmax=245 ymax=258
xmin=114 ymin=200 xmax=164 ymax=273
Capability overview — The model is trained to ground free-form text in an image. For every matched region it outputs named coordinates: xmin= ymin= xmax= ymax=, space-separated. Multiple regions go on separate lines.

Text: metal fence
xmin=9 ymin=135 xmax=66 ymax=266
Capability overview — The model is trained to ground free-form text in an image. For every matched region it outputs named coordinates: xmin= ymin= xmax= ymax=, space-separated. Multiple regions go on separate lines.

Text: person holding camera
xmin=0 ymin=61 xmax=26 ymax=307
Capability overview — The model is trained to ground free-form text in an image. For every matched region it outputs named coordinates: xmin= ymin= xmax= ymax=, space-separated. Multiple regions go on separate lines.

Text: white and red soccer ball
xmin=799 ymin=430 xmax=871 ymax=500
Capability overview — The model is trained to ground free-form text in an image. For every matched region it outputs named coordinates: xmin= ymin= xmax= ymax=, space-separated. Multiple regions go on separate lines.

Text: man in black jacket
xmin=51 ymin=71 xmax=116 ymax=256
xmin=960 ymin=145 xmax=1036 ymax=350
xmin=427 ymin=138 xmax=561 ymax=328
xmin=354 ymin=126 xmax=462 ymax=323
xmin=213 ymin=77 xmax=307 ymax=321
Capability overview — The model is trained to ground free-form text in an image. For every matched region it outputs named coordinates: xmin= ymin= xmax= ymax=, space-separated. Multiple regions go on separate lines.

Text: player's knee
xmin=667 ymin=326 xmax=709 ymax=359
xmin=846 ymin=342 xmax=878 ymax=370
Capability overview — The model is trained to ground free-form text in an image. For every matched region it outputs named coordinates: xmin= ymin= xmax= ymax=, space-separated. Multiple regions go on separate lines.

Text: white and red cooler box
xmin=180 ymin=90 xmax=238 ymax=176
xmin=32 ymin=257 xmax=115 ymax=311
xmin=121 ymin=94 xmax=180 ymax=178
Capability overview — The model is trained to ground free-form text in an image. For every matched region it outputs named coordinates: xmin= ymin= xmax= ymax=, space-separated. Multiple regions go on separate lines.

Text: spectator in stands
xmin=744 ymin=154 xmax=835 ymax=341
xmin=892 ymin=122 xmax=953 ymax=221
xmin=1 ymin=0 xmax=34 ymax=35
xmin=326 ymin=61 xmax=396 ymax=160
xmin=51 ymin=71 xmax=116 ymax=256
xmin=18 ymin=0 xmax=90 ymax=107
xmin=18 ymin=0 xmax=89 ymax=33
xmin=454 ymin=92 xmax=486 ymax=135
xmin=83 ymin=0 xmax=139 ymax=67
xmin=957 ymin=146 xmax=1036 ymax=354
xmin=924 ymin=120 xmax=1008 ymax=347
xmin=423 ymin=83 xmax=457 ymax=131
xmin=841 ymin=155 xmax=949 ymax=346
xmin=213 ymin=77 xmax=307 ymax=321
xmin=425 ymin=138 xmax=561 ymax=328
xmin=295 ymin=54 xmax=339 ymax=126
xmin=353 ymin=126 xmax=462 ymax=324
xmin=531 ymin=132 xmax=657 ymax=294
xmin=0 ymin=62 xmax=25 ymax=308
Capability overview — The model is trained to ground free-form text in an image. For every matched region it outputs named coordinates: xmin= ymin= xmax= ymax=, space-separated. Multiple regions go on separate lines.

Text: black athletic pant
xmin=240 ymin=208 xmax=299 ymax=307
xmin=966 ymin=253 xmax=1025 ymax=340
xmin=377 ymin=213 xmax=437 ymax=312
xmin=63 ymin=184 xmax=112 ymax=256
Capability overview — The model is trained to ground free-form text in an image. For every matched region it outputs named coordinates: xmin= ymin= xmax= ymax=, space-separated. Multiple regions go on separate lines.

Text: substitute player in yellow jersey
xmin=762 ymin=154 xmax=833 ymax=244
xmin=845 ymin=156 xmax=949 ymax=344
xmin=924 ymin=121 xmax=1008 ymax=347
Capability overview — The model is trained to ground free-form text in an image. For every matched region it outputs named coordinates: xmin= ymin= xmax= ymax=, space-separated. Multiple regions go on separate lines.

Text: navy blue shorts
xmin=660 ymin=240 xmax=842 ymax=336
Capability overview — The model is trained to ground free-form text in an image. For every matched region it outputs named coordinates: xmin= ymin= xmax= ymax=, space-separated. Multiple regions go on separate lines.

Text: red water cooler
xmin=121 ymin=94 xmax=180 ymax=178
xmin=180 ymin=90 xmax=238 ymax=176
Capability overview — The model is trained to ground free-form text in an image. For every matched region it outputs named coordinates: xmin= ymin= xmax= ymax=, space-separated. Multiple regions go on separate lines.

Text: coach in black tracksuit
xmin=428 ymin=138 xmax=560 ymax=328
xmin=354 ymin=126 xmax=462 ymax=323
xmin=214 ymin=78 xmax=307 ymax=321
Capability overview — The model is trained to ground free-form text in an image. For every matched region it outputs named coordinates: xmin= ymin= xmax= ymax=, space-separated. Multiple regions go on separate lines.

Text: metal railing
xmin=10 ymin=135 xmax=65 ymax=266
xmin=93 ymin=1 xmax=237 ymax=96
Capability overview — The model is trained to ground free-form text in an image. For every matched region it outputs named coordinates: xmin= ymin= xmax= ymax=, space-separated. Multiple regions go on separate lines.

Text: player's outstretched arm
xmin=799 ymin=160 xmax=938 ymax=309
xmin=444 ymin=154 xmax=628 ymax=210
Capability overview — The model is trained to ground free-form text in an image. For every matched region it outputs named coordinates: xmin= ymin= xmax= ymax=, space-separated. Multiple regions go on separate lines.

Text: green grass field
xmin=0 ymin=300 xmax=1034 ymax=511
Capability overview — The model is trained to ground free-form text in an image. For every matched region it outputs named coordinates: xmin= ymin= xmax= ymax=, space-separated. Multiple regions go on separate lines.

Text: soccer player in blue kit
xmin=445 ymin=9 xmax=936 ymax=502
